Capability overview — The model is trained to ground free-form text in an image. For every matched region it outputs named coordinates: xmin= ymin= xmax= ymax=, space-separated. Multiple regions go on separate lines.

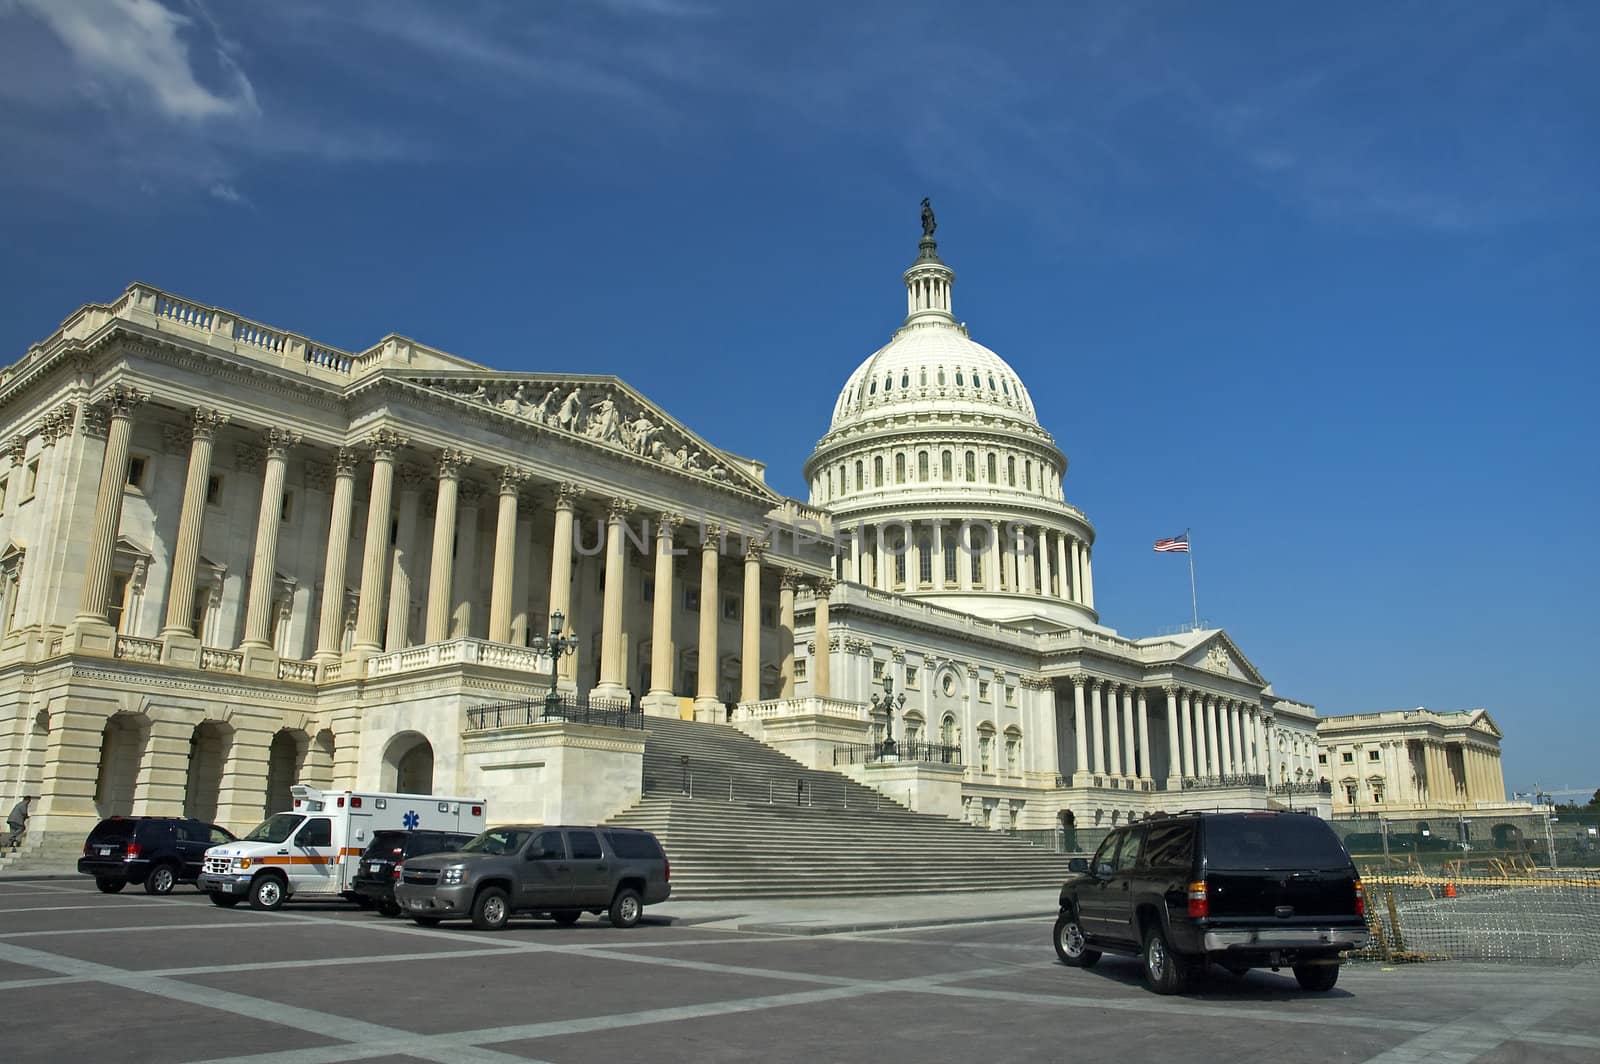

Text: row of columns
xmin=845 ymin=520 xmax=1093 ymax=608
xmin=1167 ymin=685 xmax=1268 ymax=781
xmin=1069 ymin=678 xmax=1152 ymax=783
xmin=1067 ymin=678 xmax=1269 ymax=787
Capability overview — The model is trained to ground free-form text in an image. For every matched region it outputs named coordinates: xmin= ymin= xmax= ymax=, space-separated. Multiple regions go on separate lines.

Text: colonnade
xmin=68 ymin=403 xmax=833 ymax=701
xmin=1383 ymin=739 xmax=1505 ymax=804
xmin=814 ymin=441 xmax=1063 ymax=506
xmin=843 ymin=520 xmax=1093 ymax=609
xmin=1067 ymin=678 xmax=1268 ymax=787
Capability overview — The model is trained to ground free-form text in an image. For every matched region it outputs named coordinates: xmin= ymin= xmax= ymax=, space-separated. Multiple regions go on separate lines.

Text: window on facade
xmin=895 ymin=453 xmax=906 ymax=484
xmin=918 ymin=368 xmax=926 ymax=387
xmin=955 ymin=370 xmax=964 ymax=386
xmin=873 ymin=456 xmax=884 ymax=487
xmin=855 ymin=461 xmax=864 ymax=490
xmin=940 ymin=715 xmax=956 ymax=745
xmin=986 ymin=454 xmax=996 ymax=482
xmin=1372 ymin=784 xmax=1384 ymax=804
xmin=964 ymin=451 xmax=975 ymax=481
xmin=837 ymin=464 xmax=846 ymax=496
xmin=1341 ymin=751 xmax=1355 ymax=764
xmin=917 ymin=535 xmax=932 ymax=585
xmin=1344 ymin=784 xmax=1357 ymax=805
xmin=123 ymin=457 xmax=145 ymax=492
xmin=884 ymin=373 xmax=894 ymax=392
xmin=1006 ymin=685 xmax=1018 ymax=706
xmin=979 ymin=730 xmax=993 ymax=772
xmin=1368 ymin=749 xmax=1381 ymax=762
xmin=917 ymin=451 xmax=929 ymax=482
xmin=20 ymin=460 xmax=37 ymax=501
xmin=905 ymin=668 xmax=919 ymax=690
xmin=941 ymin=451 xmax=952 ymax=480
xmin=936 ymin=368 xmax=945 ymax=386
xmin=872 ymin=659 xmax=885 ymax=680
xmin=1006 ymin=456 xmax=1016 ymax=486
xmin=761 ymin=604 xmax=775 ymax=628
xmin=869 ymin=380 xmax=877 ymax=395
xmin=944 ymin=540 xmax=958 ymax=583
xmin=280 ymin=491 xmax=295 ymax=522
xmin=971 ymin=548 xmax=983 ymax=585
xmin=1005 ymin=735 xmax=1018 ymax=773
xmin=189 ymin=587 xmax=210 ymax=642
xmin=894 ymin=548 xmax=906 ymax=587
xmin=1001 ymin=379 xmax=1010 ymax=396
xmin=900 ymin=372 xmax=909 ymax=389
xmin=684 ymin=588 xmax=700 ymax=613
xmin=107 ymin=574 xmax=131 ymax=634
xmin=206 ymin=474 xmax=223 ymax=506
xmin=1318 ymin=753 xmax=1328 ymax=765
xmin=978 ymin=680 xmax=991 ymax=701
xmin=988 ymin=375 xmax=997 ymax=391
xmin=1024 ymin=461 xmax=1032 ymax=491
xmin=722 ymin=595 xmax=739 ymax=621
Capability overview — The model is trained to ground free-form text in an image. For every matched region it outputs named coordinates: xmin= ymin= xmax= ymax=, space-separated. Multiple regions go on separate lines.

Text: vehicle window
xmin=606 ymin=831 xmax=663 ymax=859
xmin=1140 ymin=822 xmax=1195 ymax=871
xmin=567 ymin=830 xmax=602 ymax=860
xmin=209 ymin=827 xmax=235 ymax=844
xmin=1116 ymin=829 xmax=1144 ymax=872
xmin=1205 ymin=814 xmax=1352 ymax=870
xmin=527 ymin=830 xmax=565 ymax=860
xmin=243 ymin=814 xmax=304 ymax=843
xmin=1090 ymin=832 xmax=1121 ymax=873
xmin=462 ymin=828 xmax=537 ymax=856
xmin=87 ymin=819 xmax=136 ymax=844
xmin=180 ymin=821 xmax=210 ymax=843
xmin=138 ymin=821 xmax=174 ymax=843
xmin=366 ymin=831 xmax=408 ymax=858
xmin=297 ymin=818 xmax=333 ymax=848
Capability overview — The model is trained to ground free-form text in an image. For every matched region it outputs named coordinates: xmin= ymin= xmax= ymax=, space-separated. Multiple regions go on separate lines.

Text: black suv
xmin=352 ymin=829 xmax=478 ymax=916
xmin=1054 ymin=812 xmax=1368 ymax=994
xmin=79 ymin=816 xmax=236 ymax=895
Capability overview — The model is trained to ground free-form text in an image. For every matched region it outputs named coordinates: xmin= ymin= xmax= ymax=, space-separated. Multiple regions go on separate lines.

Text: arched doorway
xmin=93 ymin=713 xmax=149 ymax=818
xmin=381 ymin=732 xmax=434 ymax=795
xmin=183 ymin=721 xmax=232 ymax=823
xmin=264 ymin=729 xmax=308 ymax=814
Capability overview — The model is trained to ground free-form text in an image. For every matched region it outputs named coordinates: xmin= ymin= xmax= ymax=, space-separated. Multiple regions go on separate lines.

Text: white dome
xmin=830 ymin=322 xmax=1039 ymax=430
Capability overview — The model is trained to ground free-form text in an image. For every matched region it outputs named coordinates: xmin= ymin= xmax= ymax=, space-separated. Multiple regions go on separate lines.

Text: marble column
xmin=812 ymin=578 xmax=833 ymax=698
xmin=382 ymin=464 xmax=424 ymax=651
xmin=547 ymin=483 xmax=578 ymax=681
xmin=1038 ymin=528 xmax=1053 ymax=599
xmin=778 ymin=570 xmax=797 ymax=697
xmin=1090 ymin=680 xmax=1107 ymax=777
xmin=596 ymin=498 xmax=633 ymax=698
xmin=1136 ymin=689 xmax=1152 ymax=783
xmin=510 ymin=498 xmax=535 ymax=646
xmin=1120 ymin=685 xmax=1137 ymax=780
xmin=241 ymin=428 xmax=302 ymax=650
xmin=1072 ymin=677 xmax=1089 ymax=782
xmin=449 ymin=480 xmax=484 ymax=639
xmin=932 ymin=523 xmax=946 ymax=592
xmin=487 ymin=465 xmax=528 ymax=644
xmin=740 ymin=544 xmax=763 ymax=703
xmin=1070 ymin=538 xmax=1083 ymax=605
xmin=1234 ymin=704 xmax=1248 ymax=775
xmin=1219 ymin=701 xmax=1235 ymax=775
xmin=956 ymin=524 xmax=973 ymax=591
xmin=1164 ymin=686 xmax=1182 ymax=785
xmin=1203 ymin=696 xmax=1220 ymax=777
xmin=1243 ymin=708 xmax=1258 ymax=774
xmin=1013 ymin=525 xmax=1030 ymax=594
xmin=160 ymin=408 xmax=228 ymax=640
xmin=1179 ymin=688 xmax=1196 ymax=778
xmin=985 ymin=521 xmax=1001 ymax=592
xmin=1082 ymin=544 xmax=1095 ymax=609
xmin=353 ymin=429 xmax=405 ymax=652
xmin=694 ymin=526 xmax=721 ymax=716
xmin=875 ymin=525 xmax=890 ymax=592
xmin=76 ymin=386 xmax=147 ymax=625
xmin=1106 ymin=683 xmax=1124 ymax=778
xmin=422 ymin=450 xmax=470 ymax=644
xmin=1056 ymin=534 xmax=1070 ymax=601
xmin=646 ymin=513 xmax=679 ymax=705
xmin=314 ymin=448 xmax=358 ymax=661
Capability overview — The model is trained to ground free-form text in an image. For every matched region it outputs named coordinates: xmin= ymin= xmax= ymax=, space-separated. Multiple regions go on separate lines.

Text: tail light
xmin=1353 ymin=880 xmax=1366 ymax=917
xmin=1186 ymin=880 xmax=1209 ymax=918
xmin=664 ymin=858 xmax=670 ymax=884
xmin=350 ymin=796 xmax=362 ymax=808
xmin=392 ymin=863 xmax=403 ymax=882
xmin=125 ymin=842 xmax=141 ymax=861
xmin=471 ymin=806 xmax=482 ymax=817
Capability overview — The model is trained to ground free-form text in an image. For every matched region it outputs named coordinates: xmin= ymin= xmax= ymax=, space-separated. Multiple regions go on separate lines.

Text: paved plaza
xmin=1 ymin=878 xmax=1596 ymax=1064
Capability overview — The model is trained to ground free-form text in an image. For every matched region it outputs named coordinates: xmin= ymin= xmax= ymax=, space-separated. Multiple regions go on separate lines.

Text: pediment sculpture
xmin=1205 ymin=644 xmax=1231 ymax=674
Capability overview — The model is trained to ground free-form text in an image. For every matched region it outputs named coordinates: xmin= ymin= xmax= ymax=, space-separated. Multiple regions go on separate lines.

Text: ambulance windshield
xmin=242 ymin=813 xmax=305 ymax=844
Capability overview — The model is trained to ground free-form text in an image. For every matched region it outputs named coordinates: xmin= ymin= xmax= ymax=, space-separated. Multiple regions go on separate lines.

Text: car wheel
xmin=411 ymin=916 xmax=441 ymax=928
xmin=377 ymin=900 xmax=402 ymax=918
xmin=552 ymin=910 xmax=581 ymax=926
xmin=608 ymin=887 xmax=643 ymax=929
xmin=1142 ymin=925 xmax=1187 ymax=995
xmin=143 ymin=862 xmax=179 ymax=896
xmin=1052 ymin=911 xmax=1101 ymax=968
xmin=209 ymin=893 xmax=243 ymax=908
xmin=95 ymin=877 xmax=126 ymax=894
xmin=248 ymin=875 xmax=287 ymax=912
xmin=1293 ymin=961 xmax=1340 ymax=992
xmin=471 ymin=887 xmax=510 ymax=931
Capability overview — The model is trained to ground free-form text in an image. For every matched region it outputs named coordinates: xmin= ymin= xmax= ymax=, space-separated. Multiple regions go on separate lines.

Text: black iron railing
xmin=466 ymin=694 xmax=642 ymax=732
xmin=1180 ymin=773 xmax=1267 ymax=791
xmin=831 ymin=740 xmax=964 ymax=766
xmin=1271 ymin=780 xmax=1333 ymax=796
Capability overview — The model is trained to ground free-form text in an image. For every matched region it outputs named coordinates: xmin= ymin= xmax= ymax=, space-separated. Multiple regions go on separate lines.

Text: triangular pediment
xmin=1467 ymin=709 xmax=1503 ymax=739
xmin=401 ymin=371 xmax=778 ymax=500
xmin=1176 ymin=631 xmax=1266 ymax=686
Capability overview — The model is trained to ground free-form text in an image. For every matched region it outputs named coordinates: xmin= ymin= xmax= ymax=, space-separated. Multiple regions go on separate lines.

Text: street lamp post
xmin=871 ymin=675 xmax=906 ymax=760
xmin=530 ymin=608 xmax=579 ymax=719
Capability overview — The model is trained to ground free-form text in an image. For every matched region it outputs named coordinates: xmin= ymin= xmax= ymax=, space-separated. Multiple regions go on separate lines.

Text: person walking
xmin=5 ymin=795 xmax=31 ymax=849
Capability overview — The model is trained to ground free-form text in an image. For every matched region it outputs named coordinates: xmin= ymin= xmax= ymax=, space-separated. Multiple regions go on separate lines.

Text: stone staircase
xmin=0 ymin=834 xmax=83 ymax=876
xmin=605 ymin=716 xmax=1073 ymax=899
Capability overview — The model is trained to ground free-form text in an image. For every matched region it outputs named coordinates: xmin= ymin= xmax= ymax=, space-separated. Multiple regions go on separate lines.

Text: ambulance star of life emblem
xmin=403 ymin=810 xmax=420 ymax=830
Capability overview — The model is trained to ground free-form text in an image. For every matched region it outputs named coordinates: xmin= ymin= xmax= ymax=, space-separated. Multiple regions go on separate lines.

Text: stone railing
xmin=1272 ymin=780 xmax=1333 ymax=797
xmin=277 ymin=658 xmax=318 ymax=683
xmin=322 ymin=661 xmax=345 ymax=682
xmin=1181 ymin=773 xmax=1266 ymax=791
xmin=113 ymin=635 xmax=164 ymax=664
xmin=734 ymin=696 xmax=870 ymax=722
xmin=126 ymin=284 xmax=359 ymax=380
xmin=198 ymin=647 xmax=244 ymax=674
xmin=365 ymin=638 xmax=551 ymax=679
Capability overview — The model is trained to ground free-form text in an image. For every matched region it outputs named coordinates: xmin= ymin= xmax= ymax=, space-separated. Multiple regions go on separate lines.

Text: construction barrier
xmin=1355 ymin=869 xmax=1600 ymax=964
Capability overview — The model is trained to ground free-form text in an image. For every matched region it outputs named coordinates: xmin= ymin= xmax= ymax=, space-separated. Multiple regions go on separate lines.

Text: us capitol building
xmin=0 ymin=208 xmax=1515 ymax=846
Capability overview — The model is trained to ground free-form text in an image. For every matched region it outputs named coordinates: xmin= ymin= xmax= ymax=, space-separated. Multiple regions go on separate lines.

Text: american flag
xmin=1154 ymin=533 xmax=1189 ymax=553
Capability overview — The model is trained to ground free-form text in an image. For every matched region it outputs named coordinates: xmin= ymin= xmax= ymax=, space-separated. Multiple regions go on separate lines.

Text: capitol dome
xmin=804 ymin=205 xmax=1100 ymax=628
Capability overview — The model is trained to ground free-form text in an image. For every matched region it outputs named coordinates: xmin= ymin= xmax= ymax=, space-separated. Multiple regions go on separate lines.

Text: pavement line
xmin=1358 ymin=994 xmax=1586 ymax=1062
xmin=0 ymin=902 xmax=173 ymax=914
xmin=0 ymin=921 xmax=300 ymax=939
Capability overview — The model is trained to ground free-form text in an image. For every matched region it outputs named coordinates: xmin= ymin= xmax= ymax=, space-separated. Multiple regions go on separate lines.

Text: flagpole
xmin=1187 ymin=528 xmax=1199 ymax=631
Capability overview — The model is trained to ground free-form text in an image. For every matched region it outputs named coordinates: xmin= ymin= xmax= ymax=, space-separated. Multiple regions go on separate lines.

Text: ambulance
xmin=197 ymin=784 xmax=488 ymax=911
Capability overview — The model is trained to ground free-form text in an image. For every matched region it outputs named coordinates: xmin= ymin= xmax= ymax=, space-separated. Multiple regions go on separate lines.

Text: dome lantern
xmin=903 ymin=197 xmax=955 ymax=326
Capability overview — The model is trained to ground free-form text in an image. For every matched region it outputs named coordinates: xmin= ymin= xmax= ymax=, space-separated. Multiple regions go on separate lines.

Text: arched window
xmin=955 ymin=370 xmax=964 ymax=386
xmin=904 ymin=713 xmax=924 ymax=745
xmin=895 ymin=453 xmax=906 ymax=484
xmin=941 ymin=714 xmax=957 ymax=747
xmin=978 ymin=725 xmax=995 ymax=773
xmin=885 ymin=373 xmax=894 ymax=392
xmin=1007 ymin=456 xmax=1016 ymax=486
xmin=919 ymin=368 xmax=927 ymax=387
xmin=941 ymin=450 xmax=952 ymax=480
xmin=1005 ymin=727 xmax=1022 ymax=774
xmin=964 ymin=450 xmax=976 ymax=481
xmin=894 ymin=540 xmax=907 ymax=587
xmin=1001 ymin=379 xmax=1010 ymax=396
xmin=901 ymin=372 xmax=910 ymax=389
xmin=873 ymin=456 xmax=884 ymax=487
xmin=1024 ymin=460 xmax=1032 ymax=491
xmin=988 ymin=375 xmax=997 ymax=391
xmin=986 ymin=453 xmax=997 ymax=482
xmin=917 ymin=451 xmax=929 ymax=482
xmin=869 ymin=380 xmax=877 ymax=395
xmin=838 ymin=464 xmax=846 ymax=496
xmin=944 ymin=536 xmax=958 ymax=583
xmin=937 ymin=368 xmax=946 ymax=386
xmin=855 ymin=460 xmax=864 ymax=491
xmin=917 ymin=534 xmax=932 ymax=585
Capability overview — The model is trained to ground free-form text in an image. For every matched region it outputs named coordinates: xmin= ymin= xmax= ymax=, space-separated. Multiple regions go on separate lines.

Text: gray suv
xmin=394 ymin=825 xmax=670 ymax=931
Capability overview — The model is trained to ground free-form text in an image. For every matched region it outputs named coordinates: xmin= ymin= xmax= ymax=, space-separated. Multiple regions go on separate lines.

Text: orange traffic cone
xmin=1443 ymin=882 xmax=1457 ymax=898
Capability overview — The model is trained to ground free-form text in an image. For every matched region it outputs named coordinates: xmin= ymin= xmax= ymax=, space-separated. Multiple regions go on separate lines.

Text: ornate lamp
xmin=871 ymin=674 xmax=906 ymax=759
xmin=530 ymin=608 xmax=579 ymax=717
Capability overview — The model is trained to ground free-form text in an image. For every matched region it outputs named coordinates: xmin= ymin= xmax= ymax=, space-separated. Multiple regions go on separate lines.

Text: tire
xmin=1293 ymin=961 xmax=1340 ymax=992
xmin=95 ymin=877 xmax=126 ymax=894
xmin=143 ymin=862 xmax=179 ymax=896
xmin=471 ymin=887 xmax=510 ymax=931
xmin=377 ymin=900 xmax=401 ymax=918
xmin=411 ymin=916 xmax=441 ymax=928
xmin=248 ymin=874 xmax=287 ymax=912
xmin=1141 ymin=924 xmax=1187 ymax=995
xmin=209 ymin=893 xmax=243 ymax=908
xmin=1052 ymin=911 xmax=1101 ymax=968
xmin=552 ymin=910 xmax=581 ymax=926
xmin=608 ymin=887 xmax=643 ymax=929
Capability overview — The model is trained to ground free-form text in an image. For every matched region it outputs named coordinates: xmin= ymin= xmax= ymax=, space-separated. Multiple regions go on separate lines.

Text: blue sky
xmin=1 ymin=1 xmax=1595 ymax=795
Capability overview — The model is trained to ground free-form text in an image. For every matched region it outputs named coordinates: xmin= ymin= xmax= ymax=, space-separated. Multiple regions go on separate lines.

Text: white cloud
xmin=207 ymin=181 xmax=245 ymax=205
xmin=17 ymin=0 xmax=258 ymax=121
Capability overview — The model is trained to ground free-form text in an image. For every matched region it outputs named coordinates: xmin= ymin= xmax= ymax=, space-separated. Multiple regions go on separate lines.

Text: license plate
xmin=408 ymin=899 xmax=427 ymax=910
xmin=369 ymin=863 xmax=382 ymax=873
xmin=100 ymin=848 xmax=112 ymax=856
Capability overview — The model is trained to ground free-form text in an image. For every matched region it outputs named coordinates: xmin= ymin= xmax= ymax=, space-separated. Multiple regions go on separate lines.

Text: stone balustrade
xmin=113 ymin=635 xmax=164 ymax=664
xmin=365 ymin=637 xmax=552 ymax=680
xmin=734 ymin=696 xmax=870 ymax=722
xmin=198 ymin=647 xmax=244 ymax=674
xmin=277 ymin=658 xmax=318 ymax=683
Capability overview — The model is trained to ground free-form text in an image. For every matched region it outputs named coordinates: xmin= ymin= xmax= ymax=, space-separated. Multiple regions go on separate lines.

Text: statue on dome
xmin=920 ymin=197 xmax=936 ymax=239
